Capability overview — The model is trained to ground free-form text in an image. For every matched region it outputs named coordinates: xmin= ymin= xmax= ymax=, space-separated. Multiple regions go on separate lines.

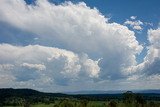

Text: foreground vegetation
xmin=0 ymin=89 xmax=160 ymax=107
xmin=3 ymin=100 xmax=160 ymax=107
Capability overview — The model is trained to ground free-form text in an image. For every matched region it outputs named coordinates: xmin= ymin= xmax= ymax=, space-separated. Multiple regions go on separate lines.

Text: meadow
xmin=4 ymin=100 xmax=160 ymax=107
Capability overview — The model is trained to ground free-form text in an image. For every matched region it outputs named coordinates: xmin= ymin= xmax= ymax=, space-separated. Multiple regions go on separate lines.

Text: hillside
xmin=0 ymin=88 xmax=160 ymax=101
xmin=0 ymin=88 xmax=67 ymax=98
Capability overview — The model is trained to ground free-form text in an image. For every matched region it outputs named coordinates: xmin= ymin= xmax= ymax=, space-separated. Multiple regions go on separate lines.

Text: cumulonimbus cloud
xmin=0 ymin=0 xmax=143 ymax=79
xmin=0 ymin=0 xmax=159 ymax=91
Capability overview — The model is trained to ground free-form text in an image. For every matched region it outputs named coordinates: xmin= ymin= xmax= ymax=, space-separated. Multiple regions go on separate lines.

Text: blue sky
xmin=0 ymin=0 xmax=160 ymax=92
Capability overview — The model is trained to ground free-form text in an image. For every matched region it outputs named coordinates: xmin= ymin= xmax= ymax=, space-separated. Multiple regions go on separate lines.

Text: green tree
xmin=23 ymin=100 xmax=30 ymax=107
xmin=135 ymin=94 xmax=146 ymax=107
xmin=123 ymin=91 xmax=135 ymax=104
xmin=53 ymin=104 xmax=59 ymax=107
xmin=59 ymin=99 xmax=73 ymax=107
xmin=108 ymin=100 xmax=117 ymax=107
xmin=80 ymin=100 xmax=88 ymax=107
xmin=0 ymin=102 xmax=3 ymax=107
xmin=148 ymin=101 xmax=156 ymax=107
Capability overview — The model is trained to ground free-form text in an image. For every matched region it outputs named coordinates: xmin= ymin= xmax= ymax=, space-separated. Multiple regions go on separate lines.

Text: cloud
xmin=130 ymin=16 xmax=137 ymax=20
xmin=0 ymin=44 xmax=100 ymax=88
xmin=21 ymin=63 xmax=46 ymax=71
xmin=0 ymin=0 xmax=143 ymax=81
xmin=124 ymin=16 xmax=154 ymax=31
xmin=148 ymin=28 xmax=160 ymax=48
xmin=125 ymin=28 xmax=160 ymax=78
xmin=1 ymin=0 xmax=159 ymax=91
xmin=124 ymin=20 xmax=143 ymax=30
xmin=142 ymin=28 xmax=160 ymax=75
xmin=145 ymin=22 xmax=153 ymax=27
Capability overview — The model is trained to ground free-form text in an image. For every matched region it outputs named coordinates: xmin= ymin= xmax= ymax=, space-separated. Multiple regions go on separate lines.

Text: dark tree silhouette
xmin=108 ymin=100 xmax=117 ymax=107
xmin=23 ymin=100 xmax=30 ymax=107
xmin=80 ymin=99 xmax=89 ymax=107
xmin=148 ymin=101 xmax=156 ymax=107
xmin=135 ymin=94 xmax=146 ymax=107
xmin=123 ymin=91 xmax=135 ymax=104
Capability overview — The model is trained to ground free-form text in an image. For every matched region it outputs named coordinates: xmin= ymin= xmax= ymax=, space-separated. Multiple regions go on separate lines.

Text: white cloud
xmin=142 ymin=28 xmax=160 ymax=75
xmin=0 ymin=0 xmax=143 ymax=81
xmin=145 ymin=22 xmax=153 ymax=26
xmin=124 ymin=20 xmax=143 ymax=30
xmin=21 ymin=63 xmax=46 ymax=71
xmin=125 ymin=16 xmax=154 ymax=31
xmin=133 ymin=25 xmax=142 ymax=30
xmin=0 ymin=64 xmax=16 ymax=87
xmin=148 ymin=28 xmax=160 ymax=48
xmin=0 ymin=75 xmax=15 ymax=86
xmin=126 ymin=28 xmax=160 ymax=77
xmin=130 ymin=16 xmax=137 ymax=20
xmin=80 ymin=54 xmax=101 ymax=78
xmin=4 ymin=0 xmax=160 ymax=91
xmin=0 ymin=44 xmax=100 ymax=88
xmin=127 ymin=75 xmax=141 ymax=81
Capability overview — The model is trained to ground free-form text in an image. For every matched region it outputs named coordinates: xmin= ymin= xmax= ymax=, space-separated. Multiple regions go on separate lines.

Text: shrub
xmin=108 ymin=100 xmax=117 ymax=107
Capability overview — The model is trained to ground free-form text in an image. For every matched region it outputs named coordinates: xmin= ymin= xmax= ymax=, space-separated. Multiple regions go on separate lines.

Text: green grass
xmin=5 ymin=103 xmax=54 ymax=107
xmin=87 ymin=101 xmax=106 ymax=107
xmin=31 ymin=103 xmax=54 ymax=107
xmin=4 ymin=101 xmax=160 ymax=107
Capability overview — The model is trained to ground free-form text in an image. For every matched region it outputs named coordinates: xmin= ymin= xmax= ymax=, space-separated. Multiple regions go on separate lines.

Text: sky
xmin=0 ymin=0 xmax=160 ymax=92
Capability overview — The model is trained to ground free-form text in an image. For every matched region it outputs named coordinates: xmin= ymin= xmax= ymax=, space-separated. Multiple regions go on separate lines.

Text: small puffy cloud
xmin=130 ymin=16 xmax=137 ymax=20
xmin=124 ymin=20 xmax=143 ymax=30
xmin=145 ymin=22 xmax=153 ymax=27
xmin=125 ymin=16 xmax=153 ymax=31
xmin=133 ymin=25 xmax=143 ymax=30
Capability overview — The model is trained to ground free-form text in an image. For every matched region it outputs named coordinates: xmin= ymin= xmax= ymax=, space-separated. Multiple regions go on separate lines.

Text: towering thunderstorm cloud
xmin=0 ymin=0 xmax=159 ymax=91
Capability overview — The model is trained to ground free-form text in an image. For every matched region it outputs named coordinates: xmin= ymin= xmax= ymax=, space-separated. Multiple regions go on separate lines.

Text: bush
xmin=108 ymin=100 xmax=117 ymax=107
xmin=59 ymin=99 xmax=73 ymax=107
xmin=23 ymin=100 xmax=30 ymax=107
xmin=79 ymin=99 xmax=88 ymax=107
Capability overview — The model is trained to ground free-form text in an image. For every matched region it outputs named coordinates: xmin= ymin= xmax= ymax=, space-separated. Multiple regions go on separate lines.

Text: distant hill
xmin=134 ymin=89 xmax=160 ymax=94
xmin=0 ymin=88 xmax=160 ymax=101
xmin=65 ymin=90 xmax=125 ymax=94
xmin=65 ymin=89 xmax=160 ymax=95
xmin=0 ymin=88 xmax=41 ymax=96
xmin=0 ymin=88 xmax=68 ymax=106
xmin=0 ymin=88 xmax=67 ymax=98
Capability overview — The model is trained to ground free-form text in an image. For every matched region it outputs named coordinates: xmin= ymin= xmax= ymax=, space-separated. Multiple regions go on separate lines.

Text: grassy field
xmin=5 ymin=103 xmax=54 ymax=107
xmin=4 ymin=100 xmax=160 ymax=107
